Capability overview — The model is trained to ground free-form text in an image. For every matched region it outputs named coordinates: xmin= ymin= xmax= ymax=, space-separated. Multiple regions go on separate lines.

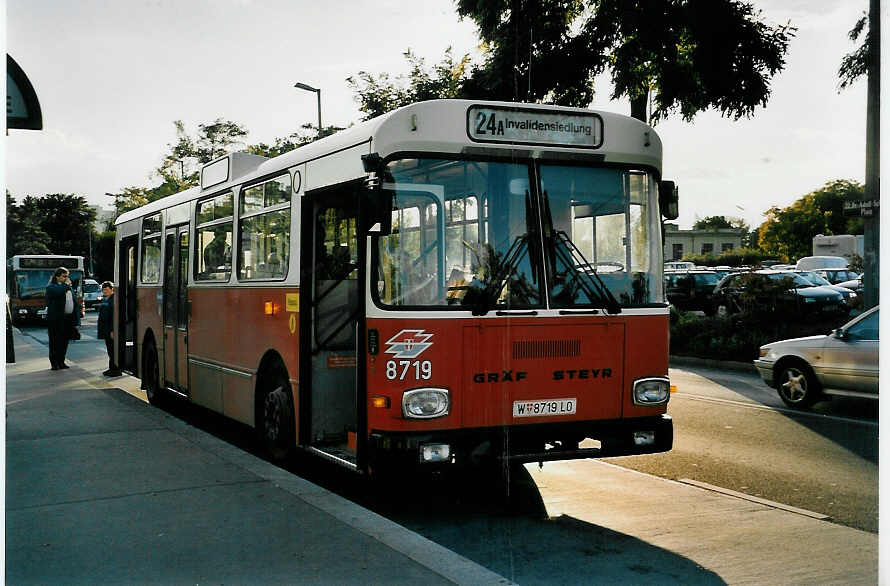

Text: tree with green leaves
xmin=110 ymin=118 xmax=250 ymax=217
xmin=455 ymin=0 xmax=795 ymax=123
xmin=347 ymin=48 xmax=473 ymax=121
xmin=247 ymin=123 xmax=344 ymax=158
xmin=693 ymin=215 xmax=749 ymax=232
xmin=6 ymin=193 xmax=96 ymax=258
xmin=157 ymin=118 xmax=248 ymax=188
xmin=757 ymin=180 xmax=864 ymax=261
xmin=838 ymin=12 xmax=871 ymax=91
xmin=6 ymin=194 xmax=51 ymax=255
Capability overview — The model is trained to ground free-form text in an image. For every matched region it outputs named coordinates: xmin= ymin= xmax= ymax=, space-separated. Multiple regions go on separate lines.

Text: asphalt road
xmin=609 ymin=365 xmax=878 ymax=533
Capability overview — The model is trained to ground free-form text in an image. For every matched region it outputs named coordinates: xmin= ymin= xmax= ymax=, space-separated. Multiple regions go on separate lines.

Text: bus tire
xmin=259 ymin=364 xmax=295 ymax=462
xmin=143 ymin=341 xmax=163 ymax=406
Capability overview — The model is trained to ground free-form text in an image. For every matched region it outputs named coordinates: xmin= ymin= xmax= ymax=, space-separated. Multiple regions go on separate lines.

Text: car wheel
xmin=776 ymin=361 xmax=820 ymax=408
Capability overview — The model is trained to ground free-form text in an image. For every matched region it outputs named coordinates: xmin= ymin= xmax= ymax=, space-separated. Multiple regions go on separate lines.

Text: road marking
xmin=678 ymin=478 xmax=832 ymax=521
xmin=674 ymin=393 xmax=879 ymax=428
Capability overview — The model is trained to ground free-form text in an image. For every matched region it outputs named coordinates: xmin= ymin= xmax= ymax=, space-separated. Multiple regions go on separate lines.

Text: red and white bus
xmin=114 ymin=100 xmax=679 ymax=473
xmin=7 ymin=254 xmax=86 ymax=323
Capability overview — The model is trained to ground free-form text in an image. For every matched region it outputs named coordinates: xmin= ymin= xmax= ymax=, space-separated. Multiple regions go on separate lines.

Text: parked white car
xmin=83 ymin=279 xmax=103 ymax=310
xmin=795 ymin=255 xmax=848 ymax=271
xmin=754 ymin=306 xmax=879 ymax=408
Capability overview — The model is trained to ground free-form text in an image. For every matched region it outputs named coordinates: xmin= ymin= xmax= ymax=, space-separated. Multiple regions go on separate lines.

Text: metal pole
xmin=295 ymin=82 xmax=322 ymax=139
xmin=316 ymin=89 xmax=322 ymax=138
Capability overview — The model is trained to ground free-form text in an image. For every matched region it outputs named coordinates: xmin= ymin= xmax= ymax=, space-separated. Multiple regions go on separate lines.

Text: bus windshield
xmin=373 ymin=157 xmax=662 ymax=310
xmin=12 ymin=269 xmax=84 ymax=298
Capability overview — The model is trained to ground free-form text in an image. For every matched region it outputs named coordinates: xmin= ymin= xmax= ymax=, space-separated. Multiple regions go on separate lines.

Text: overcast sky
xmin=5 ymin=0 xmax=870 ymax=230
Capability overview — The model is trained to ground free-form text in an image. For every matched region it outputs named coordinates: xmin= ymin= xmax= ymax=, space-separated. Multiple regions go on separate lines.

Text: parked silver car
xmin=754 ymin=306 xmax=879 ymax=408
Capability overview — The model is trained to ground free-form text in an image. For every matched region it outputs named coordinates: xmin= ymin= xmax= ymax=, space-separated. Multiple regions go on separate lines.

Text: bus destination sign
xmin=467 ymin=105 xmax=603 ymax=149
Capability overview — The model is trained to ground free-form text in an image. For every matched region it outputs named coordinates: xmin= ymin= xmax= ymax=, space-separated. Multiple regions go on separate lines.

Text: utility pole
xmin=862 ymin=0 xmax=880 ymax=309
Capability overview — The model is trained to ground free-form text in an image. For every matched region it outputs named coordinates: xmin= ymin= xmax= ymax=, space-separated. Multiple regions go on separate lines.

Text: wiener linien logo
xmin=384 ymin=329 xmax=433 ymax=359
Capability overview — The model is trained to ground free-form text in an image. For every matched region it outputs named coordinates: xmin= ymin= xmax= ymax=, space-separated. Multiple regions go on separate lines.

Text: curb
xmin=670 ymin=354 xmax=756 ymax=373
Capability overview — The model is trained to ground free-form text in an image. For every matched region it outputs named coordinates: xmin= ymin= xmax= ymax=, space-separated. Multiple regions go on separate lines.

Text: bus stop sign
xmin=7 ymin=54 xmax=42 ymax=130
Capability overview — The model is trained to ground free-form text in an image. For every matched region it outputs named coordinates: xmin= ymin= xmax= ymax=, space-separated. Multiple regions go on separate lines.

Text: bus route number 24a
xmin=385 ymin=360 xmax=432 ymax=381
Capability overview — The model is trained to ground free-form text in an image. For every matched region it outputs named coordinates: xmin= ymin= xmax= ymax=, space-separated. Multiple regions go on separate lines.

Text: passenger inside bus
xmin=203 ymin=229 xmax=230 ymax=270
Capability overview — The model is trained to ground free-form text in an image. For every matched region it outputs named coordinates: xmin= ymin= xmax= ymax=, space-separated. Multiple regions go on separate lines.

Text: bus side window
xmin=195 ymin=192 xmax=234 ymax=282
xmin=314 ymin=205 xmax=357 ymax=349
xmin=238 ymin=175 xmax=291 ymax=280
xmin=141 ymin=212 xmax=162 ymax=283
xmin=142 ymin=237 xmax=161 ymax=283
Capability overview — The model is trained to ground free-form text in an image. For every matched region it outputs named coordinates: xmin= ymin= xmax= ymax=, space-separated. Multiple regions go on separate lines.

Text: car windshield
xmin=824 ymin=269 xmax=859 ymax=283
xmin=768 ymin=272 xmax=814 ymax=287
xmin=798 ymin=271 xmax=831 ymax=286
xmin=373 ymin=158 xmax=663 ymax=311
xmin=693 ymin=273 xmax=720 ymax=286
xmin=84 ymin=282 xmax=100 ymax=293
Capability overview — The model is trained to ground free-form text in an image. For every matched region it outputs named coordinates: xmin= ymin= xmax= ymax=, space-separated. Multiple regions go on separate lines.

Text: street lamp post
xmin=294 ymin=81 xmax=322 ymax=138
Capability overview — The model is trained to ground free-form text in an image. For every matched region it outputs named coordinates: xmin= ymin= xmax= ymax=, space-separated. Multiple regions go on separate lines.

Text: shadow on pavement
xmin=154 ymin=399 xmax=724 ymax=585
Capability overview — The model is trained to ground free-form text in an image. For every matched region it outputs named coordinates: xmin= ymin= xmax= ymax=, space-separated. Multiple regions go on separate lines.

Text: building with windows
xmin=663 ymin=223 xmax=745 ymax=261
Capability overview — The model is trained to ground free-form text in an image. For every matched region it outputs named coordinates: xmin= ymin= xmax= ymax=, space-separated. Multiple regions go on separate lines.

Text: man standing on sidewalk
xmin=46 ymin=267 xmax=74 ymax=370
xmin=98 ymin=281 xmax=121 ymax=377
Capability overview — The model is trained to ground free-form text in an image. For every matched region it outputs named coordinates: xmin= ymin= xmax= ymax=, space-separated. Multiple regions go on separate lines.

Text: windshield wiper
xmin=552 ymin=231 xmax=622 ymax=314
xmin=469 ymin=234 xmax=529 ymax=316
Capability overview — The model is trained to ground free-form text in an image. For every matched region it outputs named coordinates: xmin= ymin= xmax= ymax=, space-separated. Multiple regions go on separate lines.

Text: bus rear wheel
xmin=143 ymin=342 xmax=163 ymax=406
xmin=260 ymin=367 xmax=295 ymax=462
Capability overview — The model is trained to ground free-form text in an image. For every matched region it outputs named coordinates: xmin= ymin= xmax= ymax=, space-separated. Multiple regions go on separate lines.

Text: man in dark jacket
xmin=46 ymin=267 xmax=75 ymax=370
xmin=98 ymin=281 xmax=121 ymax=377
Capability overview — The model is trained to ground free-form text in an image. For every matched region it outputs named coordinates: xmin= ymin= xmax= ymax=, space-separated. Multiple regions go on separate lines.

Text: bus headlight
xmin=402 ymin=388 xmax=450 ymax=419
xmin=633 ymin=377 xmax=670 ymax=406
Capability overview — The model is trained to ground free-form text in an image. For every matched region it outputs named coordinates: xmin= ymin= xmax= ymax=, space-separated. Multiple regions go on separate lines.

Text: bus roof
xmin=117 ymin=99 xmax=663 ymax=226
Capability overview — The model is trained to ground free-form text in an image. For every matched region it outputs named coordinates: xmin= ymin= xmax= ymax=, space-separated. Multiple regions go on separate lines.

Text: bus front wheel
xmin=260 ymin=366 xmax=295 ymax=462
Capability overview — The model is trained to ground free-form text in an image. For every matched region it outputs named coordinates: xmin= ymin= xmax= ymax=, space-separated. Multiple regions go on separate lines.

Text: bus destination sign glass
xmin=467 ymin=105 xmax=603 ymax=149
xmin=19 ymin=257 xmax=80 ymax=269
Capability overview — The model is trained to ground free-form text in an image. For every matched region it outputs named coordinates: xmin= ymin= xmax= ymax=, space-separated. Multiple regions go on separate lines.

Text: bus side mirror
xmin=659 ymin=180 xmax=679 ymax=220
xmin=367 ymin=190 xmax=393 ymax=236
xmin=362 ymin=153 xmax=392 ymax=236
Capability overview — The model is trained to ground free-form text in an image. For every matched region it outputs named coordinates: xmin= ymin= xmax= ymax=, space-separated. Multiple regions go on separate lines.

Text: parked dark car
xmin=793 ymin=270 xmax=858 ymax=304
xmin=664 ymin=270 xmax=720 ymax=315
xmin=713 ymin=270 xmax=847 ymax=316
xmin=816 ymin=268 xmax=861 ymax=285
xmin=754 ymin=306 xmax=879 ymax=408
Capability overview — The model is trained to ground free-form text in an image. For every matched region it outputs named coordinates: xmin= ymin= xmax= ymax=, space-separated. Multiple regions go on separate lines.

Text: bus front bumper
xmin=368 ymin=414 xmax=673 ymax=469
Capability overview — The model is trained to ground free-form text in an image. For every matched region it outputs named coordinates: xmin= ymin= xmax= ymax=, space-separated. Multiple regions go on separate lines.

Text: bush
xmin=670 ymin=309 xmax=850 ymax=362
xmin=683 ymin=247 xmax=778 ymax=268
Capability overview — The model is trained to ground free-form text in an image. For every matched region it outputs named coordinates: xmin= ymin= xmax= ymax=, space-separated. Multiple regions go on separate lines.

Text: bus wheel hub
xmin=264 ymin=387 xmax=288 ymax=442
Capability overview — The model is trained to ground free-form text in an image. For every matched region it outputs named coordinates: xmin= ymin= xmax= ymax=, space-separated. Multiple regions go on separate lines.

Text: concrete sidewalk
xmin=6 ymin=331 xmax=512 ymax=585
